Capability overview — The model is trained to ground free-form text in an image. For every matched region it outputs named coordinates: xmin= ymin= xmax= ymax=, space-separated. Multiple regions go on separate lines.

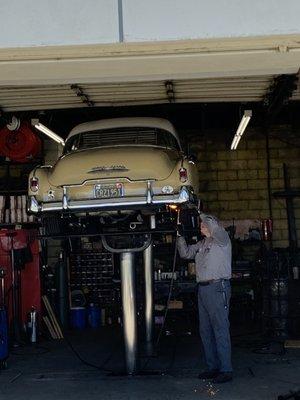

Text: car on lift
xmin=28 ymin=118 xmax=199 ymax=233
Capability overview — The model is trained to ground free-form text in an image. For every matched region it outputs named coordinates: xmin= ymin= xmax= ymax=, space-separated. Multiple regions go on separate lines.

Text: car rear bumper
xmin=28 ymin=186 xmax=195 ymax=213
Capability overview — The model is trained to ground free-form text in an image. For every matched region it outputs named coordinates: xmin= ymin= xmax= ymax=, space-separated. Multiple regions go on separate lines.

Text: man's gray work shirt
xmin=177 ymin=217 xmax=232 ymax=282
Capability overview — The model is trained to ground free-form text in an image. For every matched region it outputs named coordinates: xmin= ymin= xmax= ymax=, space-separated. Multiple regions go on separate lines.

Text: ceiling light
xmin=31 ymin=119 xmax=65 ymax=146
xmin=230 ymin=110 xmax=252 ymax=150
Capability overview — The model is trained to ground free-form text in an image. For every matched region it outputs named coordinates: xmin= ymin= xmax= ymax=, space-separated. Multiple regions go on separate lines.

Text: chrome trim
xmin=28 ymin=186 xmax=192 ymax=213
xmin=150 ymin=215 xmax=156 ymax=229
xmin=146 ymin=181 xmax=152 ymax=204
xmin=178 ymin=186 xmax=190 ymax=202
xmin=57 ymin=177 xmax=156 ymax=188
xmin=87 ymin=165 xmax=129 ymax=173
xmin=62 ymin=187 xmax=68 ymax=210
xmin=28 ymin=196 xmax=40 ymax=213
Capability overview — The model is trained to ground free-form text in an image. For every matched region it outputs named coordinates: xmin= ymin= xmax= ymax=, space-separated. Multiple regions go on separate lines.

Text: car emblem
xmin=87 ymin=165 xmax=129 ymax=173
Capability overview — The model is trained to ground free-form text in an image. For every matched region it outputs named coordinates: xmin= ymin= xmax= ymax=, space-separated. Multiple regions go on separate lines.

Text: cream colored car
xmin=28 ymin=118 xmax=199 ymax=215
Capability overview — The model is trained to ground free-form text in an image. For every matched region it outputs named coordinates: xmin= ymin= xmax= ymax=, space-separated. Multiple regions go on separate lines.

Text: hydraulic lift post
xmin=120 ymin=251 xmax=138 ymax=375
xmin=143 ymin=243 xmax=154 ymax=356
xmin=88 ymin=215 xmax=160 ymax=375
xmin=143 ymin=214 xmax=156 ymax=356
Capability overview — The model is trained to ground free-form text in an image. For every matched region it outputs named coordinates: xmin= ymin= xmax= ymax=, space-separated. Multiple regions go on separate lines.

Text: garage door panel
xmin=0 ymin=75 xmax=281 ymax=111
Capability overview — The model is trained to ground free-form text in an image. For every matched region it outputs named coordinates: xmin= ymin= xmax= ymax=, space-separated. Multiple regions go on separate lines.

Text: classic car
xmin=28 ymin=117 xmax=199 ymax=227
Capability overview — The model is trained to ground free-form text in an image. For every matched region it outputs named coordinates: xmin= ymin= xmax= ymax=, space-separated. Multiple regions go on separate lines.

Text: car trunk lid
xmin=48 ymin=146 xmax=180 ymax=187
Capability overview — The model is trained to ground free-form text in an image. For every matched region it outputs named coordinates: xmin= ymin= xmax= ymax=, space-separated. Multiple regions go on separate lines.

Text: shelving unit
xmin=69 ymin=250 xmax=115 ymax=306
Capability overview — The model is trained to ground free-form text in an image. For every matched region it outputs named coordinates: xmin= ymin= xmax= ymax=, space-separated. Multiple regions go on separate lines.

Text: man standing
xmin=177 ymin=213 xmax=233 ymax=383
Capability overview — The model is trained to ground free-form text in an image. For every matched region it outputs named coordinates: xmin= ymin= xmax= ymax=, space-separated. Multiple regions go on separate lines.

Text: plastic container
xmin=70 ymin=307 xmax=86 ymax=329
xmin=88 ymin=304 xmax=101 ymax=328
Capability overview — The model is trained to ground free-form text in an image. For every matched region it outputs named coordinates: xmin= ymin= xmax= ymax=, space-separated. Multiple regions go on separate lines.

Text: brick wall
xmin=187 ymin=125 xmax=300 ymax=248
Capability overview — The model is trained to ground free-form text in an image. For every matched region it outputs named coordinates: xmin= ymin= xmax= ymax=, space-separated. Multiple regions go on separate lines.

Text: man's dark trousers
xmin=198 ymin=279 xmax=232 ymax=372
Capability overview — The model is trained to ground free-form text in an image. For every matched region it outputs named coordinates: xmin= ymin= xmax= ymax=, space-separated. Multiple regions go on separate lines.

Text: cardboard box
xmin=168 ymin=300 xmax=183 ymax=310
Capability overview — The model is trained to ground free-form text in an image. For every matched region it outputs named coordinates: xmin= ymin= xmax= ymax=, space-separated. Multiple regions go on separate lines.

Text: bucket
xmin=70 ymin=307 xmax=86 ymax=329
xmin=88 ymin=304 xmax=101 ymax=328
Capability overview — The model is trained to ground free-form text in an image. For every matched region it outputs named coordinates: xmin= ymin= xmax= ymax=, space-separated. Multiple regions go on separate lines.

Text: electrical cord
xmin=65 ymin=232 xmax=179 ymax=374
xmin=141 ymin=234 xmax=179 ymax=371
xmin=45 ymin=225 xmax=179 ymax=375
xmin=155 ymin=235 xmax=179 ymax=348
xmin=63 ymin=333 xmax=116 ymax=374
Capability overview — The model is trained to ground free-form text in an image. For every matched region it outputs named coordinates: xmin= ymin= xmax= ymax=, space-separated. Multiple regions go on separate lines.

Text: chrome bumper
xmin=28 ymin=186 xmax=193 ymax=213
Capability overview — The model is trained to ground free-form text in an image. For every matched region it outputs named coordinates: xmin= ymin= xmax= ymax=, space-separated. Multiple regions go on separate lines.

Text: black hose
xmin=155 ymin=235 xmax=178 ymax=348
xmin=141 ymin=234 xmax=179 ymax=371
xmin=63 ymin=334 xmax=116 ymax=374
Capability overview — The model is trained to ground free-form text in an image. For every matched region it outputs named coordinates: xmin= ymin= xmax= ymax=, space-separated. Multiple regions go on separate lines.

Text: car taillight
xmin=30 ymin=177 xmax=39 ymax=192
xmin=179 ymin=167 xmax=188 ymax=183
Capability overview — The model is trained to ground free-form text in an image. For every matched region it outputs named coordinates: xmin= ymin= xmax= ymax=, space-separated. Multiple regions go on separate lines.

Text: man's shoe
xmin=213 ymin=372 xmax=233 ymax=384
xmin=198 ymin=369 xmax=219 ymax=380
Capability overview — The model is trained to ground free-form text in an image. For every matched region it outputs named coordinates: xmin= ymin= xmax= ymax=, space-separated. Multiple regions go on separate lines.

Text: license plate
xmin=94 ymin=183 xmax=124 ymax=199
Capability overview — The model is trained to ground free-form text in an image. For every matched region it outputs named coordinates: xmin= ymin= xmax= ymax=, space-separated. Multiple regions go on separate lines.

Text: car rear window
xmin=64 ymin=127 xmax=180 ymax=154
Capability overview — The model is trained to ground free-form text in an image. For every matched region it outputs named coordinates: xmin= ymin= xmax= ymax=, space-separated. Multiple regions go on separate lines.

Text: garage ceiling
xmin=0 ymin=75 xmax=279 ymax=112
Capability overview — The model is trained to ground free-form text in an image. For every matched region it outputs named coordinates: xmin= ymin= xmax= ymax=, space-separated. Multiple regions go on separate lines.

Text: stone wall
xmin=187 ymin=125 xmax=300 ymax=248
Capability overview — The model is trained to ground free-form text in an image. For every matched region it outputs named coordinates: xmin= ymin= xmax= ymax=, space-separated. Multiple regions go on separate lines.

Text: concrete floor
xmin=0 ymin=327 xmax=299 ymax=400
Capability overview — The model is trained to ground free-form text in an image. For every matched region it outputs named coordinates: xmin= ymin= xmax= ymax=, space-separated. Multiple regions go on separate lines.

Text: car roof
xmin=66 ymin=117 xmax=181 ymax=147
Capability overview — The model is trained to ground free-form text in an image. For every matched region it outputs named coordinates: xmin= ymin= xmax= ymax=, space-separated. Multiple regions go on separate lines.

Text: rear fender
xmin=28 ymin=166 xmax=63 ymax=201
xmin=152 ymin=158 xmax=199 ymax=194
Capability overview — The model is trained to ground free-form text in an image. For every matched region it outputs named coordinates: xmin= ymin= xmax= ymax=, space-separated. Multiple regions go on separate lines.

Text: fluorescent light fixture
xmin=230 ymin=110 xmax=252 ymax=150
xmin=31 ymin=119 xmax=65 ymax=146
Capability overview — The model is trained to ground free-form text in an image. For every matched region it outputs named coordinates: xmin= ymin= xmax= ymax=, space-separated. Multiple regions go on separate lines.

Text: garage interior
xmin=0 ymin=73 xmax=300 ymax=400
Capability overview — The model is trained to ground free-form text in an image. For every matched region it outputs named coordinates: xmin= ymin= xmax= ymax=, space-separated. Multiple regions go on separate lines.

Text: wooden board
xmin=42 ymin=295 xmax=64 ymax=339
xmin=285 ymin=340 xmax=300 ymax=348
xmin=43 ymin=316 xmax=57 ymax=339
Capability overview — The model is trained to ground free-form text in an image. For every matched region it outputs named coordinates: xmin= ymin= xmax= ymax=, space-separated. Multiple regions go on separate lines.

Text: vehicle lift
xmin=101 ymin=215 xmax=157 ymax=375
xmin=40 ymin=207 xmax=196 ymax=375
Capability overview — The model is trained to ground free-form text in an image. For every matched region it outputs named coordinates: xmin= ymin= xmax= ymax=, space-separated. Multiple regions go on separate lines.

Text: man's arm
xmin=177 ymin=236 xmax=200 ymax=259
xmin=200 ymin=213 xmax=229 ymax=246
